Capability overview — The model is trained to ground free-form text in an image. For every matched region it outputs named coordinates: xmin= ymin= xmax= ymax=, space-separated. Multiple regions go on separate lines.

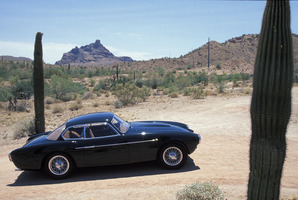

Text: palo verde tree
xmin=33 ymin=32 xmax=45 ymax=133
xmin=248 ymin=0 xmax=293 ymax=199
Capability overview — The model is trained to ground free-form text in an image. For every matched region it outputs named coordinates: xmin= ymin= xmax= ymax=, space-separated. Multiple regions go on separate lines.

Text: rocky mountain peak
xmin=55 ymin=40 xmax=133 ymax=66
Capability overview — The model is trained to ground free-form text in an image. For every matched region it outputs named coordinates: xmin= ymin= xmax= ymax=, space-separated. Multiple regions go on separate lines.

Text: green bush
xmin=146 ymin=73 xmax=162 ymax=89
xmin=94 ymin=79 xmax=109 ymax=91
xmin=175 ymin=73 xmax=191 ymax=90
xmin=113 ymin=83 xmax=151 ymax=106
xmin=90 ymin=79 xmax=96 ymax=87
xmin=211 ymin=74 xmax=227 ymax=93
xmin=49 ymin=75 xmax=87 ymax=101
xmin=137 ymin=86 xmax=151 ymax=102
xmin=183 ymin=88 xmax=192 ymax=96
xmin=191 ymin=86 xmax=206 ymax=99
xmin=176 ymin=182 xmax=224 ymax=200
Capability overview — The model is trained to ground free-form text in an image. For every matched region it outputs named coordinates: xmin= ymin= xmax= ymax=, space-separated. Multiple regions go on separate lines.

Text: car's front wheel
xmin=158 ymin=143 xmax=187 ymax=169
xmin=44 ymin=153 xmax=75 ymax=179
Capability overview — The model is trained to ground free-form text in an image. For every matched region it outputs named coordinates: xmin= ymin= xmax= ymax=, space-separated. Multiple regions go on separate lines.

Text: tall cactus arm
xmin=248 ymin=0 xmax=293 ymax=199
xmin=33 ymin=32 xmax=45 ymax=134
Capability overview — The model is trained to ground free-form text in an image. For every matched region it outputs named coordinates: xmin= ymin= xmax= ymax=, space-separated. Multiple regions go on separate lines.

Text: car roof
xmin=65 ymin=112 xmax=114 ymax=128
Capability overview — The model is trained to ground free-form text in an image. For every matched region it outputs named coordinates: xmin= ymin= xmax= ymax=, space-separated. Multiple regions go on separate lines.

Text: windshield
xmin=47 ymin=124 xmax=66 ymax=140
xmin=111 ymin=115 xmax=130 ymax=134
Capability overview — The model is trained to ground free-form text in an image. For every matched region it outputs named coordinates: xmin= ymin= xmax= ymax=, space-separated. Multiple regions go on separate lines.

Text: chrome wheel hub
xmin=169 ymin=152 xmax=177 ymax=160
xmin=48 ymin=155 xmax=70 ymax=176
xmin=163 ymin=147 xmax=183 ymax=166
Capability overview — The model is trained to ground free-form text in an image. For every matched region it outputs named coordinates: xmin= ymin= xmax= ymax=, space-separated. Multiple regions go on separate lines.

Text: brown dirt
xmin=0 ymin=87 xmax=297 ymax=200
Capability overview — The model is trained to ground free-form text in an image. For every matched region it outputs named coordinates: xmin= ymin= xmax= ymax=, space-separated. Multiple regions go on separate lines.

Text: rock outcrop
xmin=55 ymin=40 xmax=133 ymax=66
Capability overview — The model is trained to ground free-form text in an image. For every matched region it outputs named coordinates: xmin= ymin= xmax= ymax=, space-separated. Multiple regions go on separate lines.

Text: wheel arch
xmin=157 ymin=140 xmax=189 ymax=159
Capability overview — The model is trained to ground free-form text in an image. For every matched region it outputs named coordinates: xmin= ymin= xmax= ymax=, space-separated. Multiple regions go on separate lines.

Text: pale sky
xmin=0 ymin=0 xmax=297 ymax=64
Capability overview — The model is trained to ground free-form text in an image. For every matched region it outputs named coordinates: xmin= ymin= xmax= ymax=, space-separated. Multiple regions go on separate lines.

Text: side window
xmin=86 ymin=124 xmax=117 ymax=138
xmin=63 ymin=126 xmax=84 ymax=139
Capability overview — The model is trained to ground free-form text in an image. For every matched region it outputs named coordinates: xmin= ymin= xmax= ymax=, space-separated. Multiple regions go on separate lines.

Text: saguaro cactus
xmin=248 ymin=0 xmax=293 ymax=199
xmin=33 ymin=32 xmax=45 ymax=133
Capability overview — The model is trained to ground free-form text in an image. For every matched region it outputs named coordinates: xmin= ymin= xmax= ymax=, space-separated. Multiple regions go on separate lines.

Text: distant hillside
xmin=0 ymin=55 xmax=32 ymax=62
xmin=55 ymin=40 xmax=133 ymax=66
xmin=122 ymin=34 xmax=298 ymax=74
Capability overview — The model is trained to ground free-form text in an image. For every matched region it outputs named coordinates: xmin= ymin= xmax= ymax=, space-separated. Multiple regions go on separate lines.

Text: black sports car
xmin=9 ymin=112 xmax=201 ymax=179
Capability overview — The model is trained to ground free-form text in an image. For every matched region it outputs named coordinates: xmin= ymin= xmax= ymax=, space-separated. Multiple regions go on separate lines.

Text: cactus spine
xmin=248 ymin=0 xmax=293 ymax=199
xmin=33 ymin=32 xmax=45 ymax=133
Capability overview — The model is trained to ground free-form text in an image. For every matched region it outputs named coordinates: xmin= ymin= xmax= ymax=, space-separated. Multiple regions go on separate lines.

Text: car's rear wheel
xmin=158 ymin=143 xmax=187 ymax=169
xmin=44 ymin=153 xmax=75 ymax=179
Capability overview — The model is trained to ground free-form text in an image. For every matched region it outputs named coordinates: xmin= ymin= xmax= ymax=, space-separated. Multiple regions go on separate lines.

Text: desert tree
xmin=248 ymin=0 xmax=293 ymax=199
xmin=33 ymin=32 xmax=45 ymax=133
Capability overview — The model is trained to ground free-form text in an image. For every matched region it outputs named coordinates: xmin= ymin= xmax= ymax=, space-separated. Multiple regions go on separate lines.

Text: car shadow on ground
xmin=8 ymin=158 xmax=200 ymax=186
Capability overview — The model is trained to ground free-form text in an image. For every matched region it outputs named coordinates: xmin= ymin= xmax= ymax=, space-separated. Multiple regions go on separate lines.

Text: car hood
xmin=127 ymin=121 xmax=191 ymax=135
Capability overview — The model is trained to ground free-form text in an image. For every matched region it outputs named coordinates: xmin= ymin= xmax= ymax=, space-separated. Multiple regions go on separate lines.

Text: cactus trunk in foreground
xmin=33 ymin=32 xmax=45 ymax=133
xmin=248 ymin=0 xmax=293 ymax=199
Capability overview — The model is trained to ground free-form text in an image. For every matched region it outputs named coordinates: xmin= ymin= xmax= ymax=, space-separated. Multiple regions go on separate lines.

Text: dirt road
xmin=1 ymin=88 xmax=297 ymax=200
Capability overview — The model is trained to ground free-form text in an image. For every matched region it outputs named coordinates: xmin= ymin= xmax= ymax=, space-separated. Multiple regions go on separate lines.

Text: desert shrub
xmin=44 ymin=66 xmax=64 ymax=79
xmin=90 ymin=79 xmax=96 ymax=87
xmin=162 ymin=88 xmax=170 ymax=95
xmin=169 ymin=92 xmax=179 ymax=98
xmin=135 ymin=78 xmax=144 ymax=88
xmin=176 ymin=182 xmax=224 ymax=200
xmin=175 ymin=73 xmax=191 ymax=90
xmin=192 ymin=86 xmax=206 ymax=99
xmin=60 ymin=94 xmax=75 ymax=102
xmin=211 ymin=74 xmax=227 ymax=94
xmin=82 ymin=91 xmax=95 ymax=100
xmin=0 ymin=89 xmax=6 ymax=102
xmin=93 ymin=102 xmax=99 ymax=107
xmin=243 ymin=87 xmax=253 ymax=94
xmin=94 ymin=79 xmax=109 ymax=91
xmin=45 ymin=97 xmax=55 ymax=104
xmin=11 ymin=80 xmax=33 ymax=100
xmin=186 ymin=71 xmax=208 ymax=86
xmin=137 ymin=86 xmax=151 ymax=102
xmin=49 ymin=75 xmax=87 ymax=101
xmin=45 ymin=104 xmax=51 ymax=110
xmin=13 ymin=118 xmax=35 ymax=139
xmin=1 ymin=80 xmax=33 ymax=111
xmin=162 ymin=72 xmax=175 ymax=88
xmin=240 ymin=72 xmax=251 ymax=82
xmin=183 ymin=88 xmax=192 ymax=96
xmin=16 ymin=102 xmax=30 ymax=112
xmin=113 ymin=83 xmax=137 ymax=105
xmin=114 ymin=100 xmax=123 ymax=109
xmin=113 ymin=83 xmax=151 ymax=106
xmin=146 ymin=74 xmax=162 ymax=89
xmin=69 ymin=102 xmax=83 ymax=111
xmin=105 ymin=92 xmax=110 ymax=97
xmin=52 ymin=105 xmax=64 ymax=114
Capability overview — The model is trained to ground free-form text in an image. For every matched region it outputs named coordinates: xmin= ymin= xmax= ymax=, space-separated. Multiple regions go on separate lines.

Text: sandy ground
xmin=0 ymin=87 xmax=297 ymax=200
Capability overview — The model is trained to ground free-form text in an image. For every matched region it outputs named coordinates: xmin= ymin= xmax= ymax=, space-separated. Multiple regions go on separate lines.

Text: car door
xmin=78 ymin=123 xmax=129 ymax=166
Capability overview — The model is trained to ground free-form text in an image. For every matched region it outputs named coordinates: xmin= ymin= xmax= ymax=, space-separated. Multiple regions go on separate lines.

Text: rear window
xmin=47 ymin=124 xmax=66 ymax=140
